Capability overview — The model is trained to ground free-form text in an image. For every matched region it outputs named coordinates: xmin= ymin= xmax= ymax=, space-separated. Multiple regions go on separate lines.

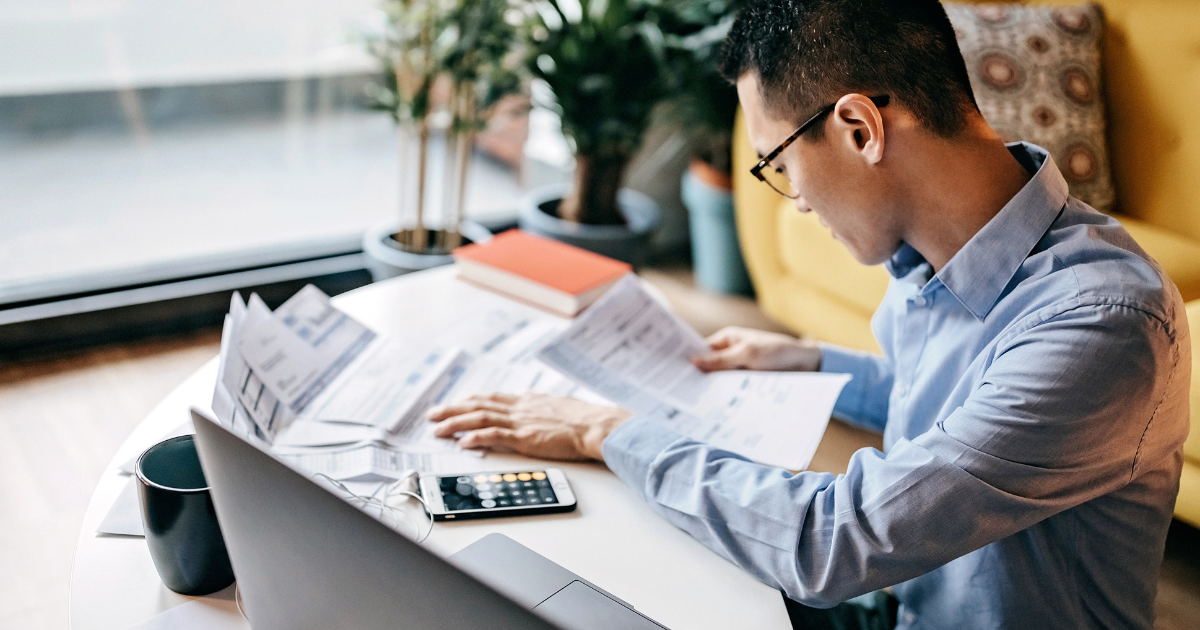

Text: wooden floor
xmin=1 ymin=268 xmax=1197 ymax=629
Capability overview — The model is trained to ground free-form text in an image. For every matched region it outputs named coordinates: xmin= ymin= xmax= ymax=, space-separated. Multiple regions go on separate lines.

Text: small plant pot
xmin=362 ymin=221 xmax=492 ymax=282
xmin=681 ymin=162 xmax=752 ymax=295
xmin=518 ymin=183 xmax=660 ymax=265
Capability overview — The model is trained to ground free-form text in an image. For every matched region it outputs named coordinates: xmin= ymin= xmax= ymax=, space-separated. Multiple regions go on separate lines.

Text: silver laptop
xmin=190 ymin=408 xmax=668 ymax=630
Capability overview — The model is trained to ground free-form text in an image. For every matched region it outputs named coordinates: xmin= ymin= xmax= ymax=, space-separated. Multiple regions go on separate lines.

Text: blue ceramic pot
xmin=681 ymin=169 xmax=752 ymax=295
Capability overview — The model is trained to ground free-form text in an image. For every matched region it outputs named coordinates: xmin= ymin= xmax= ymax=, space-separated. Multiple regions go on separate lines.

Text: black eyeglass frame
xmin=749 ymin=94 xmax=891 ymax=199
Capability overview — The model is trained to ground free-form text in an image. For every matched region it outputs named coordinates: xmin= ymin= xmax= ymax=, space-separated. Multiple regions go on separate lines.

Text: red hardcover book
xmin=452 ymin=230 xmax=631 ymax=316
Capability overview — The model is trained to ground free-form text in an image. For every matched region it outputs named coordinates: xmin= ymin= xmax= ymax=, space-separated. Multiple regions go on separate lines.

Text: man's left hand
xmin=427 ymin=393 xmax=634 ymax=461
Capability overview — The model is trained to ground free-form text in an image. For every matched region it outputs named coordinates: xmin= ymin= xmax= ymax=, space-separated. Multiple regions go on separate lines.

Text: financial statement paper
xmin=537 ymin=275 xmax=851 ymax=470
xmin=213 ymin=288 xmax=482 ymax=480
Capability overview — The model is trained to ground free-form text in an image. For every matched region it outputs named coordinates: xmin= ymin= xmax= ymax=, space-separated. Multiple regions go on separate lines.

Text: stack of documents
xmin=211 ymin=276 xmax=852 ymax=481
xmin=210 ymin=286 xmax=602 ymax=481
xmin=537 ymin=276 xmax=851 ymax=471
xmin=211 ymin=286 xmax=481 ymax=480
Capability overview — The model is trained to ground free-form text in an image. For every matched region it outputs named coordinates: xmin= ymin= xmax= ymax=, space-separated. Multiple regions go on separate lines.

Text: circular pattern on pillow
xmin=1053 ymin=7 xmax=1094 ymax=35
xmin=1027 ymin=35 xmax=1051 ymax=54
xmin=945 ymin=2 xmax=1114 ymax=212
xmin=977 ymin=4 xmax=1012 ymax=24
xmin=1033 ymin=106 xmax=1058 ymax=127
xmin=980 ymin=52 xmax=1025 ymax=91
xmin=1061 ymin=67 xmax=1095 ymax=105
xmin=1061 ymin=141 xmax=1100 ymax=182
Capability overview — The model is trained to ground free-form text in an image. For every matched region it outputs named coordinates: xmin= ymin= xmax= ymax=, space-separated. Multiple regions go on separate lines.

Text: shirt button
xmin=905 ymin=612 xmax=915 ymax=624
xmin=912 ymin=295 xmax=927 ymax=307
xmin=896 ymin=384 xmax=907 ymax=397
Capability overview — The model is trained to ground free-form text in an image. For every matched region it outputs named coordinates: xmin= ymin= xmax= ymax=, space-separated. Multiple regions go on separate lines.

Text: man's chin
xmin=842 ymin=243 xmax=892 ymax=267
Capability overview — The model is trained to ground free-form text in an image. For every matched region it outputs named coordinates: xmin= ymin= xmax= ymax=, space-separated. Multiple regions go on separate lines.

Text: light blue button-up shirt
xmin=602 ymin=144 xmax=1191 ymax=629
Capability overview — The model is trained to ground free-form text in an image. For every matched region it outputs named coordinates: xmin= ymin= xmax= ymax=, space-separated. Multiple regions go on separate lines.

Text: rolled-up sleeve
xmin=819 ymin=343 xmax=893 ymax=433
xmin=602 ymin=303 xmax=1181 ymax=607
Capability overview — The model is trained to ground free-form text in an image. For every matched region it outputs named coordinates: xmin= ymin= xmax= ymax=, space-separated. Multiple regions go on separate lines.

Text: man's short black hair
xmin=720 ymin=0 xmax=978 ymax=139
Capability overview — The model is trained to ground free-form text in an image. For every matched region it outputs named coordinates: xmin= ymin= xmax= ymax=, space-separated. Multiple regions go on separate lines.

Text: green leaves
xmin=524 ymin=0 xmax=674 ymax=158
xmin=365 ymin=0 xmax=523 ymax=128
xmin=362 ymin=0 xmax=743 ymax=171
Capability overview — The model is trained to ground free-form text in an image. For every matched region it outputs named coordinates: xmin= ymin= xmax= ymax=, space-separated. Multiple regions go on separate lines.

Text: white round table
xmin=69 ymin=266 xmax=793 ymax=630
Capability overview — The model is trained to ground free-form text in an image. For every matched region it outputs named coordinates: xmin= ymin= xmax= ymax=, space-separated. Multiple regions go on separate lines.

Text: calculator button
xmin=503 ymin=473 xmax=518 ymax=482
xmin=474 ymin=475 xmax=489 ymax=483
xmin=455 ymin=483 xmax=474 ymax=496
xmin=513 ymin=498 xmax=525 ymax=505
xmin=517 ymin=472 xmax=532 ymax=481
xmin=540 ymin=490 xmax=556 ymax=502
xmin=543 ymin=496 xmax=556 ymax=503
xmin=478 ymin=491 xmax=494 ymax=500
xmin=525 ymin=489 xmax=538 ymax=496
xmin=489 ymin=474 xmax=503 ymax=483
xmin=531 ymin=471 xmax=547 ymax=480
xmin=457 ymin=476 xmax=472 ymax=484
xmin=481 ymin=499 xmax=496 ymax=508
xmin=476 ymin=482 xmax=491 ymax=491
xmin=536 ymin=480 xmax=550 ymax=487
xmin=498 ymin=499 xmax=511 ymax=507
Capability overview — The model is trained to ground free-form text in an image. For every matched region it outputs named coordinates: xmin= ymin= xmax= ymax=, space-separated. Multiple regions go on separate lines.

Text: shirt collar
xmin=885 ymin=142 xmax=1069 ymax=320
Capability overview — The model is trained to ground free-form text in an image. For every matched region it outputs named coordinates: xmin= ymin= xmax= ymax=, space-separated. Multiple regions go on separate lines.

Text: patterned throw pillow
xmin=944 ymin=2 xmax=1114 ymax=212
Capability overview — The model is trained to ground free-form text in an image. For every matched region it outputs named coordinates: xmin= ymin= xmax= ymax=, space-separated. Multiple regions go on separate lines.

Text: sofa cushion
xmin=946 ymin=2 xmax=1115 ymax=213
xmin=1185 ymin=300 xmax=1200 ymax=465
xmin=771 ymin=194 xmax=1200 ymax=323
xmin=1120 ymin=216 xmax=1200 ymax=303
xmin=775 ymin=198 xmax=891 ymax=315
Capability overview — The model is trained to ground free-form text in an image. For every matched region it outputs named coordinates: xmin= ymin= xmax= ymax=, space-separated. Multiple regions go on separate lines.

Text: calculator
xmin=419 ymin=468 xmax=577 ymax=521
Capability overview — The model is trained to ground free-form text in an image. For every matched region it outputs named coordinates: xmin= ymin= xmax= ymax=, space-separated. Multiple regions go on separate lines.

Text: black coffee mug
xmin=135 ymin=434 xmax=235 ymax=595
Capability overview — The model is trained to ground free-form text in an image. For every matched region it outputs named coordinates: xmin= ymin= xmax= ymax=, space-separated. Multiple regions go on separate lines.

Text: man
xmin=429 ymin=0 xmax=1191 ymax=627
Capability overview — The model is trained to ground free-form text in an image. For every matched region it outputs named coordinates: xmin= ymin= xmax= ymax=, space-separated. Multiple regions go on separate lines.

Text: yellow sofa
xmin=731 ymin=0 xmax=1200 ymax=527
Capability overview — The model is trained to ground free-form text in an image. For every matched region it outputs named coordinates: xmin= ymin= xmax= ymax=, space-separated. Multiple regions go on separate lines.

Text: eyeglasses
xmin=750 ymin=94 xmax=891 ymax=199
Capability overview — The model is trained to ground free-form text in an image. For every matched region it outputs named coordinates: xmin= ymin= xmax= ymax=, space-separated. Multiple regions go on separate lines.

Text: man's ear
xmin=831 ymin=94 xmax=885 ymax=165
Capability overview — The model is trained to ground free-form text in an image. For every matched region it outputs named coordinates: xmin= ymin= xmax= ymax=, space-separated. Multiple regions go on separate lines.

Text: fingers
xmin=431 ymin=410 xmax=514 ymax=438
xmin=428 ymin=394 xmax=514 ymax=421
xmin=704 ymin=327 xmax=741 ymax=351
xmin=695 ymin=328 xmax=747 ymax=371
xmin=692 ymin=345 xmax=750 ymax=372
xmin=457 ymin=427 xmax=518 ymax=451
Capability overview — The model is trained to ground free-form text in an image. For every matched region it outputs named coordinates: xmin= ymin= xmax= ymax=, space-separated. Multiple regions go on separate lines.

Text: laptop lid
xmin=190 ymin=407 xmax=561 ymax=630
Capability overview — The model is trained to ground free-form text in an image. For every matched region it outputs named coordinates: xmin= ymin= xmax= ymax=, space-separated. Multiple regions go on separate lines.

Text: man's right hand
xmin=691 ymin=326 xmax=822 ymax=372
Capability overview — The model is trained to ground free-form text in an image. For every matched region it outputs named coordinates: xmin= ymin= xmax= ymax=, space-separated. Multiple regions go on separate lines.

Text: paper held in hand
xmin=536 ymin=275 xmax=852 ymax=471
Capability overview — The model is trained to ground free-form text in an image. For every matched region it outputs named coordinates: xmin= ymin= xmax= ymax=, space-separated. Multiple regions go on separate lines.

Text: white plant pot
xmin=362 ymin=221 xmax=491 ymax=282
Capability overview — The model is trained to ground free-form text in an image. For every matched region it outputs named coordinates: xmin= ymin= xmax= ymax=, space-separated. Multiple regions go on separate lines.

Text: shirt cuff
xmin=601 ymin=415 xmax=687 ymax=495
xmin=818 ymin=342 xmax=872 ymax=427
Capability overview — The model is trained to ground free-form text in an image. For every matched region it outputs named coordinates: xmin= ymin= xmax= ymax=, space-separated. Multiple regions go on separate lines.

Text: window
xmin=0 ymin=0 xmax=529 ymax=355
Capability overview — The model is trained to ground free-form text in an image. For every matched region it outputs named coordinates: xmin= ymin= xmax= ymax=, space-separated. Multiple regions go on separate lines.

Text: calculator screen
xmin=438 ymin=471 xmax=559 ymax=511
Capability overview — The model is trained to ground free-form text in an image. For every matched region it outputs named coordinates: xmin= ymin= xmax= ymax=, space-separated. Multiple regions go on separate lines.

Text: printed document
xmin=213 ymin=294 xmax=292 ymax=439
xmin=536 ymin=275 xmax=851 ymax=470
xmin=276 ymin=443 xmax=485 ymax=481
xmin=238 ymin=285 xmax=378 ymax=415
xmin=212 ymin=289 xmax=476 ymax=477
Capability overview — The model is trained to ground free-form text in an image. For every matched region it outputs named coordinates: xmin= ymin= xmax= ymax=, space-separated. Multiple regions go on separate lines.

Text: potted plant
xmin=665 ymin=0 xmax=752 ymax=294
xmin=361 ymin=0 xmax=521 ymax=280
xmin=515 ymin=0 xmax=676 ymax=264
